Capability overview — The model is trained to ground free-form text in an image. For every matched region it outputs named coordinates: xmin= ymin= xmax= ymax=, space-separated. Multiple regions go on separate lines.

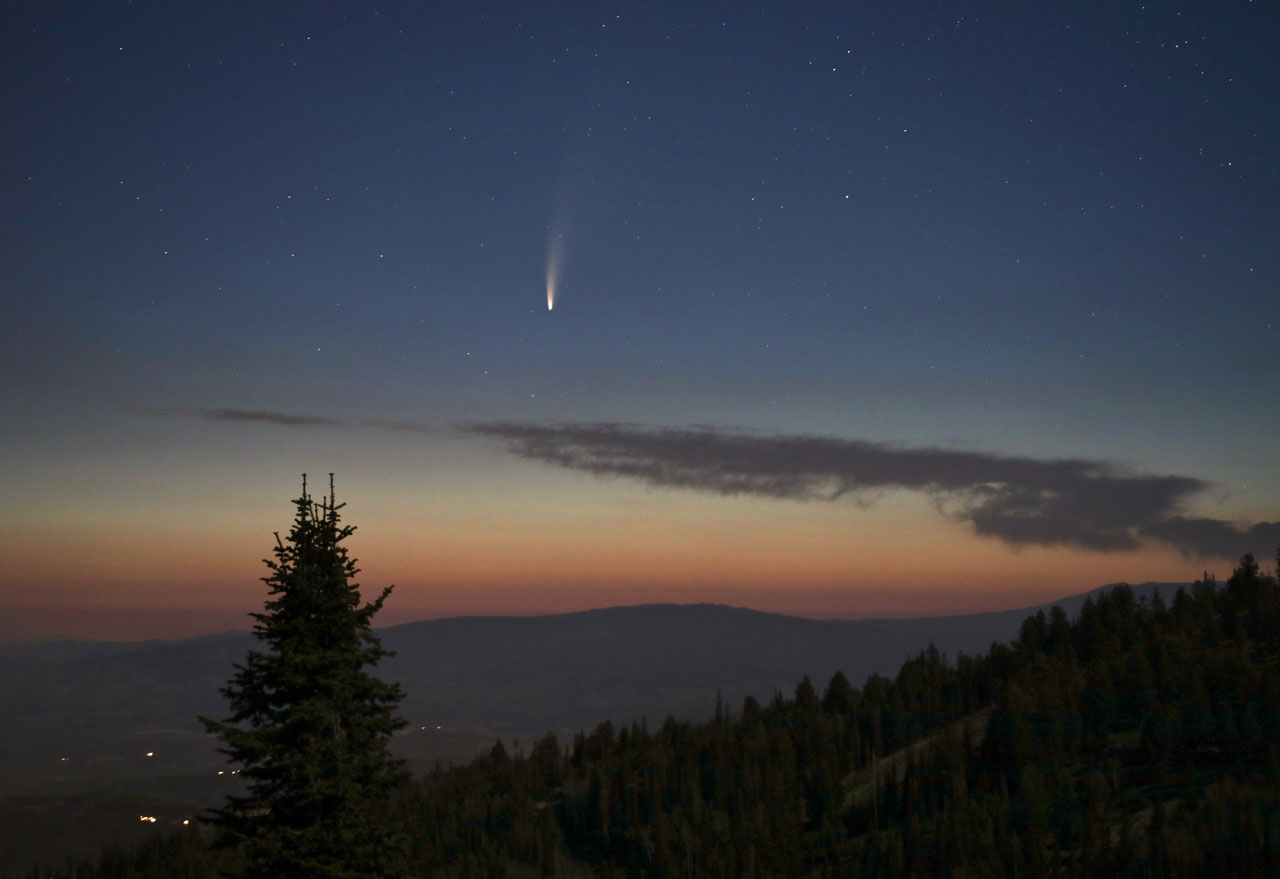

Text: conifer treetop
xmin=200 ymin=476 xmax=408 ymax=879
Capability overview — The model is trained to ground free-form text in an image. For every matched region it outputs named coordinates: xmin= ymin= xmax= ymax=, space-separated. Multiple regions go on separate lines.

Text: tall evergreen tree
xmin=201 ymin=476 xmax=408 ymax=878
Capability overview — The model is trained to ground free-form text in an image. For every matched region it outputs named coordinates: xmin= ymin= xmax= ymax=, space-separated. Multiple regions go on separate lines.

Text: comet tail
xmin=546 ymin=233 xmax=562 ymax=311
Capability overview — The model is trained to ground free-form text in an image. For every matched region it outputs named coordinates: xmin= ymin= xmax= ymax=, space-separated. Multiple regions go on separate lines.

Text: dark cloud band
xmin=465 ymin=421 xmax=1277 ymax=560
xmin=150 ymin=409 xmax=1275 ymax=560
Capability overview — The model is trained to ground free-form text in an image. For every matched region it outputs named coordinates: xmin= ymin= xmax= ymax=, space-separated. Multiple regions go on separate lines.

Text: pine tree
xmin=201 ymin=476 xmax=408 ymax=878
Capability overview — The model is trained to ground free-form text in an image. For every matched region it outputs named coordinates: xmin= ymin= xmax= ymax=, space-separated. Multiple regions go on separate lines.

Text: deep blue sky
xmin=3 ymin=1 xmax=1277 ymax=638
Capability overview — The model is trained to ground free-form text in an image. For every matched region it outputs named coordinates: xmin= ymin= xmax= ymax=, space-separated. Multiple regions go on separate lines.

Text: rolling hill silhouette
xmin=0 ymin=582 xmax=1184 ymax=797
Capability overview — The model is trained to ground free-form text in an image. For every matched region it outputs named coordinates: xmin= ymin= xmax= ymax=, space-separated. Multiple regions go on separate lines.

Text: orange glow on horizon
xmin=0 ymin=473 xmax=1245 ymax=641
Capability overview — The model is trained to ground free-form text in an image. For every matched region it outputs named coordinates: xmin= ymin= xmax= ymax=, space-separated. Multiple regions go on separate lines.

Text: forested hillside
xmin=16 ymin=554 xmax=1279 ymax=878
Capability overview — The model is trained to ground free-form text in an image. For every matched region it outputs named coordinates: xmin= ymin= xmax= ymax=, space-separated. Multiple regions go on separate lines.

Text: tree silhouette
xmin=201 ymin=476 xmax=407 ymax=878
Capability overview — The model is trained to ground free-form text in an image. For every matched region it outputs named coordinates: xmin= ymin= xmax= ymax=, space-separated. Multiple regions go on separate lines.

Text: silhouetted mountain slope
xmin=377 ymin=584 xmax=1184 ymax=736
xmin=375 ymin=565 xmax=1277 ymax=878
xmin=22 ymin=565 xmax=1278 ymax=879
xmin=0 ymin=584 xmax=1184 ymax=797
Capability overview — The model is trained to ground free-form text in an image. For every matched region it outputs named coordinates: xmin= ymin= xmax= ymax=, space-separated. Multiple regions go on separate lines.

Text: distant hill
xmin=0 ymin=582 xmax=1185 ymax=799
xmin=377 ymin=582 xmax=1187 ymax=739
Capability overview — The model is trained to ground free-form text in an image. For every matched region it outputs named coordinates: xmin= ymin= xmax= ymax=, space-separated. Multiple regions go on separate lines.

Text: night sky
xmin=3 ymin=1 xmax=1277 ymax=640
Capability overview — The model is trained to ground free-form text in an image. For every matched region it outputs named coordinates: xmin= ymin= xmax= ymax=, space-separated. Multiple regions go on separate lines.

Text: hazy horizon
xmin=0 ymin=576 xmax=1202 ymax=643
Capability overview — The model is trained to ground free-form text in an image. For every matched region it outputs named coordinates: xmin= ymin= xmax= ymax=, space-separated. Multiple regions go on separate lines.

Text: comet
xmin=545 ymin=231 xmax=563 ymax=311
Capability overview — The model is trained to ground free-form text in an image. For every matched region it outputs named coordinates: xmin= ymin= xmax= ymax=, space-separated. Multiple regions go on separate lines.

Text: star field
xmin=1 ymin=1 xmax=1277 ymax=639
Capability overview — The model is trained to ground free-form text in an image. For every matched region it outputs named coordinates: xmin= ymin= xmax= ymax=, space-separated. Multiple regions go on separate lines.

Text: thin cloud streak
xmin=467 ymin=421 xmax=1276 ymax=560
xmin=148 ymin=407 xmax=435 ymax=434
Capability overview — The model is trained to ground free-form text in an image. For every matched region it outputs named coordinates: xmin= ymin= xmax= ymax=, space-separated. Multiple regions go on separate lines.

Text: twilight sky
xmin=2 ymin=1 xmax=1277 ymax=640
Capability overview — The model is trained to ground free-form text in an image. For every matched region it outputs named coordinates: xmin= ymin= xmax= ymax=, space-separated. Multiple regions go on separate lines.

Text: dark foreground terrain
xmin=10 ymin=572 xmax=1277 ymax=877
xmin=0 ymin=582 xmax=1185 ymax=795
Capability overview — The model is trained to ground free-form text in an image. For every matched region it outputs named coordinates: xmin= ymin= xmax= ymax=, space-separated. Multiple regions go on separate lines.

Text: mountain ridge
xmin=0 ymin=581 xmax=1188 ymax=799
xmin=1 ymin=580 xmax=1189 ymax=650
